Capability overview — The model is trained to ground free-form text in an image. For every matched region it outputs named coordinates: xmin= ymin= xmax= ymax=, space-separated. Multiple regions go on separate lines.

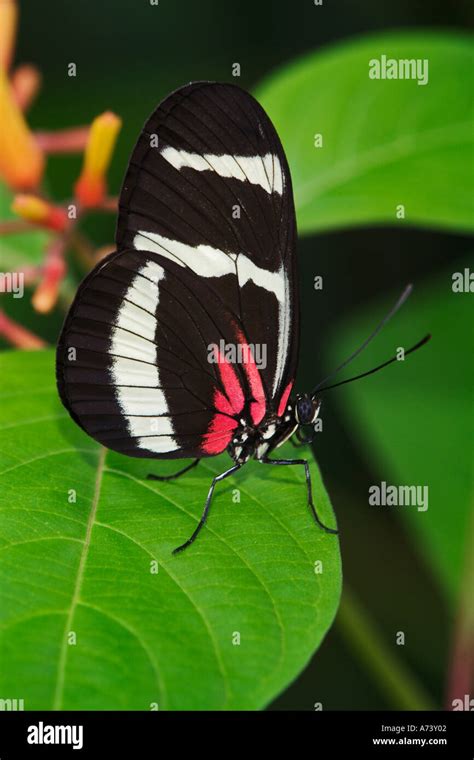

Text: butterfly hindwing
xmin=57 ymin=248 xmax=258 ymax=458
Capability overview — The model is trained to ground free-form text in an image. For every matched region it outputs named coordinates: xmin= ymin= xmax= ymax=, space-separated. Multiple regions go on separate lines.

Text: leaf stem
xmin=337 ymin=586 xmax=436 ymax=710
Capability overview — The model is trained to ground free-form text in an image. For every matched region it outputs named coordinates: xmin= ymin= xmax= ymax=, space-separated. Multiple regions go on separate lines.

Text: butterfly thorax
xmin=228 ymin=405 xmax=299 ymax=465
xmin=228 ymin=394 xmax=322 ymax=464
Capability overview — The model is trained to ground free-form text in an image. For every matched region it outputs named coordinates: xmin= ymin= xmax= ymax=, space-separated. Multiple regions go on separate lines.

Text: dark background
xmin=12 ymin=0 xmax=474 ymax=709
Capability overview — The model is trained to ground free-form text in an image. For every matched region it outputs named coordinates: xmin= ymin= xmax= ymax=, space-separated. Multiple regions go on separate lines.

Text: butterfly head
xmin=295 ymin=394 xmax=321 ymax=426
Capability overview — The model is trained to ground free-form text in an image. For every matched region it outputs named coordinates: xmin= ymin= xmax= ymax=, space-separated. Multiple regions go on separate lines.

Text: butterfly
xmin=56 ymin=82 xmax=429 ymax=554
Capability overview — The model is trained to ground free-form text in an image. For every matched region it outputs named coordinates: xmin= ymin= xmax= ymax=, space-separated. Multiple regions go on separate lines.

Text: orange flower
xmin=0 ymin=68 xmax=44 ymax=189
xmin=0 ymin=0 xmax=17 ymax=72
xmin=10 ymin=63 xmax=42 ymax=111
xmin=74 ymin=111 xmax=122 ymax=207
xmin=12 ymin=194 xmax=68 ymax=232
xmin=32 ymin=254 xmax=66 ymax=314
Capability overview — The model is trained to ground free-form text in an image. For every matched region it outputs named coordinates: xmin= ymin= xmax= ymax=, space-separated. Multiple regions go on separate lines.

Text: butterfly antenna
xmin=316 ymin=333 xmax=431 ymax=393
xmin=311 ymin=283 xmax=414 ymax=396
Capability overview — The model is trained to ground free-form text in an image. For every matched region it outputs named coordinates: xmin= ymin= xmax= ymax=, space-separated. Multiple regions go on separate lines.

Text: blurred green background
xmin=1 ymin=0 xmax=473 ymax=709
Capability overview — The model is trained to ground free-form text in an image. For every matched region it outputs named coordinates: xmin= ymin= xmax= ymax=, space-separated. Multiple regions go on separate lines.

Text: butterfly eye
xmin=296 ymin=396 xmax=313 ymax=425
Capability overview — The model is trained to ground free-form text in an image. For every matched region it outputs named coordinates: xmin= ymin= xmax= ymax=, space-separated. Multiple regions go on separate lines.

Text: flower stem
xmin=445 ymin=500 xmax=474 ymax=707
xmin=0 ymin=308 xmax=46 ymax=349
xmin=35 ymin=126 xmax=90 ymax=154
xmin=0 ymin=219 xmax=33 ymax=234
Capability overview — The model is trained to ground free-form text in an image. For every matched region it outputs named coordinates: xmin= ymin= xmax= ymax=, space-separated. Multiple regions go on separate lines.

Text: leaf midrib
xmin=52 ymin=446 xmax=106 ymax=710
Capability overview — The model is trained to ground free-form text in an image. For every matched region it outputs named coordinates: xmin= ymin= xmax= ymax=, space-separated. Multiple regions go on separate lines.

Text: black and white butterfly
xmin=56 ymin=82 xmax=429 ymax=553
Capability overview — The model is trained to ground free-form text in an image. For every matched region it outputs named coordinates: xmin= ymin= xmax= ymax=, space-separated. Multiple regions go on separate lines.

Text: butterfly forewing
xmin=56 ymin=82 xmax=299 ymax=459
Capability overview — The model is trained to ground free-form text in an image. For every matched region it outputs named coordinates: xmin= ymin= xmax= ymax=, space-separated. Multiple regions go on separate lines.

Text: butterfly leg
xmin=261 ymin=457 xmax=338 ymax=534
xmin=147 ymin=458 xmax=200 ymax=482
xmin=172 ymin=463 xmax=241 ymax=555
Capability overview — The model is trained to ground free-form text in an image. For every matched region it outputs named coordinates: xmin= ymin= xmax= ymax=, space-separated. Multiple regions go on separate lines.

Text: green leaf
xmin=0 ymin=350 xmax=341 ymax=710
xmin=325 ymin=260 xmax=473 ymax=601
xmin=0 ymin=183 xmax=49 ymax=269
xmin=255 ymin=31 xmax=474 ymax=234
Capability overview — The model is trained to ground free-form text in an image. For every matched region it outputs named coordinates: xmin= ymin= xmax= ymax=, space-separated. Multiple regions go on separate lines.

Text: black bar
xmin=0 ymin=710 xmax=472 ymax=757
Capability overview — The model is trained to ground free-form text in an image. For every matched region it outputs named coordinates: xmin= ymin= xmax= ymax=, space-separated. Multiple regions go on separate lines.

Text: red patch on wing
xmin=215 ymin=353 xmax=244 ymax=415
xmin=201 ymin=329 xmax=268 ymax=454
xmin=234 ymin=327 xmax=266 ymax=425
xmin=201 ymin=414 xmax=238 ymax=455
xmin=201 ymin=346 xmax=244 ymax=455
xmin=277 ymin=380 xmax=293 ymax=417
